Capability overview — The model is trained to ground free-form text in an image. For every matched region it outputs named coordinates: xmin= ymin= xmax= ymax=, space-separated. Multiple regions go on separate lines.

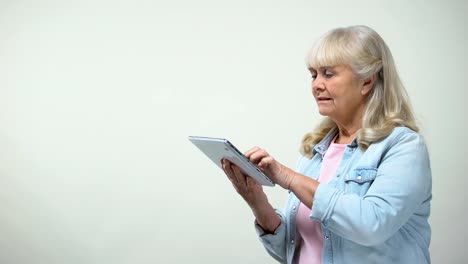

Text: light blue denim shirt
xmin=255 ymin=126 xmax=432 ymax=264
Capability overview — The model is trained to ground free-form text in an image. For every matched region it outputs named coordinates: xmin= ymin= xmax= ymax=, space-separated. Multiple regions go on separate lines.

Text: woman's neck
xmin=332 ymin=108 xmax=364 ymax=144
xmin=334 ymin=118 xmax=362 ymax=144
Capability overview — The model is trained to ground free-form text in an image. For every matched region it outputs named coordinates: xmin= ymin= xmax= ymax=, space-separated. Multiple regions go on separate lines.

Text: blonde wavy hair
xmin=300 ymin=25 xmax=418 ymax=158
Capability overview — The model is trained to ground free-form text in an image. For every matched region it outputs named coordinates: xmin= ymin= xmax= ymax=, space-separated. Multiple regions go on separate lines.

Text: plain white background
xmin=1 ymin=0 xmax=467 ymax=263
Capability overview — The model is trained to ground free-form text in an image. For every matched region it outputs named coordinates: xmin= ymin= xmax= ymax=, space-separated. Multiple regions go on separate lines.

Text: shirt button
xmin=325 ymin=235 xmax=329 ymax=240
xmin=357 ymin=175 xmax=362 ymax=180
xmin=291 ymin=240 xmax=295 ymax=244
xmin=292 ymin=205 xmax=296 ymax=210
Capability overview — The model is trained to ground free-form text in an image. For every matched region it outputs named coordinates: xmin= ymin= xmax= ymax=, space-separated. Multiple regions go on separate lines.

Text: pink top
xmin=296 ymin=141 xmax=347 ymax=264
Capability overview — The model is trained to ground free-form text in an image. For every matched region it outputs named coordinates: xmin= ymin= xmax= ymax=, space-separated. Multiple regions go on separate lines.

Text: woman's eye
xmin=324 ymin=71 xmax=334 ymax=78
xmin=311 ymin=74 xmax=317 ymax=79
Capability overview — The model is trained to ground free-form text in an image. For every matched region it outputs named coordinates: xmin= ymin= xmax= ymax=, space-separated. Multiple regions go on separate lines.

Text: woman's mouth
xmin=317 ymin=97 xmax=332 ymax=102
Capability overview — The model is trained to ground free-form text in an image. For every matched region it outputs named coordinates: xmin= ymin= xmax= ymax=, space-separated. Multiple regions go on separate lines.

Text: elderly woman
xmin=221 ymin=25 xmax=431 ymax=264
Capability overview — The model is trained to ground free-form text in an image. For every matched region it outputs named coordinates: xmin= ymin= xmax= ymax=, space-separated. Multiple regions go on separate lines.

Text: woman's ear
xmin=361 ymin=73 xmax=376 ymax=95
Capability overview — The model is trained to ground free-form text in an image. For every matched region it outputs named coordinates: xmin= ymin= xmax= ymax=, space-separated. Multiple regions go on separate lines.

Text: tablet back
xmin=188 ymin=136 xmax=274 ymax=186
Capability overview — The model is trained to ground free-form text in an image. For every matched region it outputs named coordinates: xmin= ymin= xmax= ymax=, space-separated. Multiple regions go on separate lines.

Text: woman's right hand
xmin=221 ymin=159 xmax=266 ymax=206
xmin=221 ymin=158 xmax=281 ymax=233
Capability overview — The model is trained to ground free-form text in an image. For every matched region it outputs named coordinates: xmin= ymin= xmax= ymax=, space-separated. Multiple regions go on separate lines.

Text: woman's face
xmin=310 ymin=64 xmax=368 ymax=123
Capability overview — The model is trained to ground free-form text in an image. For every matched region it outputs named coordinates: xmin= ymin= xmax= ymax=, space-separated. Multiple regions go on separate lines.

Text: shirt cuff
xmin=254 ymin=209 xmax=286 ymax=237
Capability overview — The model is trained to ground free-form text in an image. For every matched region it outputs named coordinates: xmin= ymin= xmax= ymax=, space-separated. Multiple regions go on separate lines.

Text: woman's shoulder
xmin=362 ymin=127 xmax=431 ymax=173
xmin=375 ymin=126 xmax=428 ymax=157
xmin=386 ymin=126 xmax=425 ymax=145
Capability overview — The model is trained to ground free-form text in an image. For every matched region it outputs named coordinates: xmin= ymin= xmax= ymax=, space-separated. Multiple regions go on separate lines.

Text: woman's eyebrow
xmin=308 ymin=66 xmax=333 ymax=72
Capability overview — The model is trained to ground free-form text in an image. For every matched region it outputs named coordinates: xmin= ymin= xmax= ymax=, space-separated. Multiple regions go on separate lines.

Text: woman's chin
xmin=318 ymin=109 xmax=332 ymax=117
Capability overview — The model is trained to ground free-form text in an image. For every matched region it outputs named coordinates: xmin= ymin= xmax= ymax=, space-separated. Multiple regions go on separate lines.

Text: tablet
xmin=188 ymin=136 xmax=274 ymax=186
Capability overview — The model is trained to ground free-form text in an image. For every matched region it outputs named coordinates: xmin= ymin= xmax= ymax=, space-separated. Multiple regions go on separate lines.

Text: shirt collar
xmin=313 ymin=127 xmax=359 ymax=155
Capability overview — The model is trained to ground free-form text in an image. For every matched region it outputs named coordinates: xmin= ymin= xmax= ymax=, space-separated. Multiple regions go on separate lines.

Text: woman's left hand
xmin=245 ymin=147 xmax=296 ymax=189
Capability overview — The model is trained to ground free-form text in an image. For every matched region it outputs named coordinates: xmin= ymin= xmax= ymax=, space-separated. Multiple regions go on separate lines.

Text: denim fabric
xmin=255 ymin=126 xmax=432 ymax=264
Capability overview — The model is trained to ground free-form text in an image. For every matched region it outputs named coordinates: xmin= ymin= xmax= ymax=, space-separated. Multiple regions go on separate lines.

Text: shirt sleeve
xmin=254 ymin=155 xmax=306 ymax=263
xmin=310 ymin=131 xmax=432 ymax=246
xmin=254 ymin=209 xmax=288 ymax=264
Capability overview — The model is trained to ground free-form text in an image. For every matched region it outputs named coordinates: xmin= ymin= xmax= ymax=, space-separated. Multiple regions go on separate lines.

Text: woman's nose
xmin=312 ymin=77 xmax=325 ymax=92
